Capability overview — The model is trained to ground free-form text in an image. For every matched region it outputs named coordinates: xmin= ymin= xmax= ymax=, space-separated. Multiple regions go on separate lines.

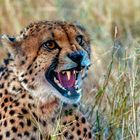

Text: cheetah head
xmin=1 ymin=21 xmax=91 ymax=104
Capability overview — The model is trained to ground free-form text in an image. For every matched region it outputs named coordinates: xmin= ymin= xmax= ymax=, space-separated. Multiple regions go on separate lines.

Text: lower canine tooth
xmin=82 ymin=69 xmax=85 ymax=77
xmin=77 ymin=89 xmax=82 ymax=93
xmin=57 ymin=82 xmax=62 ymax=87
xmin=62 ymin=71 xmax=66 ymax=74
xmin=68 ymin=92 xmax=71 ymax=95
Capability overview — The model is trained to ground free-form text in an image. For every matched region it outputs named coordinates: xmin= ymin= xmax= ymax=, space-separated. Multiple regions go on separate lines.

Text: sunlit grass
xmin=0 ymin=0 xmax=140 ymax=139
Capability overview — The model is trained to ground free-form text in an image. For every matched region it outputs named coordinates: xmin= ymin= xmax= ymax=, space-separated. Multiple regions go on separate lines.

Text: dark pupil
xmin=77 ymin=36 xmax=83 ymax=45
xmin=47 ymin=41 xmax=53 ymax=46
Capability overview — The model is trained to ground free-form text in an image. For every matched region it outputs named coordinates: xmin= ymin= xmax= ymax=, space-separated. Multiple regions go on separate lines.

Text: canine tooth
xmin=68 ymin=92 xmax=71 ymax=95
xmin=57 ymin=82 xmax=62 ymax=87
xmin=66 ymin=71 xmax=71 ymax=80
xmin=77 ymin=89 xmax=82 ymax=93
xmin=74 ymin=70 xmax=76 ymax=78
xmin=82 ymin=69 xmax=85 ymax=77
xmin=76 ymin=85 xmax=79 ymax=88
xmin=74 ymin=70 xmax=76 ymax=75
xmin=54 ymin=77 xmax=59 ymax=84
xmin=76 ymin=87 xmax=79 ymax=90
xmin=62 ymin=71 xmax=66 ymax=74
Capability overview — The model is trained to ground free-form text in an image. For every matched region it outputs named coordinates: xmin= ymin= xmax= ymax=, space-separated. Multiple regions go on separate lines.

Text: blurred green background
xmin=0 ymin=0 xmax=140 ymax=139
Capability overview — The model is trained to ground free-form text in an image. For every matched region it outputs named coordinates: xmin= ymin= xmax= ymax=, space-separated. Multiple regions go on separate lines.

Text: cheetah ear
xmin=1 ymin=34 xmax=22 ymax=58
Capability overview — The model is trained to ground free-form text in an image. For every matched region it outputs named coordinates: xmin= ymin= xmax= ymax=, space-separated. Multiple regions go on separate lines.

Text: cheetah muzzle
xmin=45 ymin=51 xmax=90 ymax=103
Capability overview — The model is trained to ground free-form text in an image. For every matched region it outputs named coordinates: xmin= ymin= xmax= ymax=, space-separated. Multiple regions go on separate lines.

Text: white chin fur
xmin=21 ymin=76 xmax=81 ymax=104
xmin=37 ymin=81 xmax=81 ymax=104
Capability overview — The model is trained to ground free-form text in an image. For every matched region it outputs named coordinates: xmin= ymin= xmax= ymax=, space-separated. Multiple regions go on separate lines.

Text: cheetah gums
xmin=0 ymin=21 xmax=93 ymax=140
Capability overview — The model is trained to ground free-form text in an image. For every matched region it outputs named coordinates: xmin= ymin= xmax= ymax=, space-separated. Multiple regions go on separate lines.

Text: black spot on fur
xmin=4 ymin=98 xmax=8 ymax=103
xmin=29 ymin=69 xmax=32 ymax=74
xmin=27 ymin=119 xmax=31 ymax=126
xmin=81 ymin=117 xmax=86 ymax=124
xmin=19 ymin=122 xmax=24 ymax=128
xmin=76 ymin=122 xmax=80 ymax=127
xmin=77 ymin=129 xmax=81 ymax=135
xmin=10 ymin=119 xmax=15 ymax=124
xmin=4 ymin=106 xmax=8 ymax=112
xmin=23 ymin=79 xmax=28 ymax=84
xmin=17 ymin=133 xmax=22 ymax=137
xmin=21 ymin=60 xmax=25 ymax=65
xmin=21 ymin=108 xmax=28 ymax=114
xmin=83 ymin=127 xmax=87 ymax=133
xmin=63 ymin=121 xmax=67 ymax=125
xmin=33 ymin=126 xmax=37 ymax=132
xmin=1 ymin=103 xmax=5 ymax=108
xmin=15 ymin=102 xmax=20 ymax=106
xmin=88 ymin=132 xmax=92 ymax=139
xmin=12 ymin=126 xmax=17 ymax=133
xmin=9 ymin=97 xmax=13 ymax=102
xmin=3 ymin=120 xmax=7 ymax=127
xmin=4 ymin=73 xmax=9 ymax=80
xmin=71 ymin=126 xmax=75 ymax=131
xmin=27 ymin=64 xmax=32 ymax=70
xmin=64 ymin=131 xmax=68 ymax=137
xmin=21 ymin=74 xmax=25 ymax=77
xmin=69 ymin=134 xmax=74 ymax=139
xmin=75 ymin=116 xmax=79 ymax=120
xmin=24 ymin=131 xmax=29 ymax=136
xmin=0 ymin=93 xmax=2 ymax=97
xmin=0 ymin=83 xmax=4 ymax=89
xmin=31 ymin=137 xmax=36 ymax=140
xmin=5 ymin=131 xmax=10 ymax=137
xmin=21 ymin=94 xmax=26 ymax=98
xmin=0 ymin=135 xmax=3 ymax=140
xmin=0 ymin=66 xmax=5 ymax=72
xmin=9 ymin=110 xmax=15 ymax=116
xmin=29 ymin=95 xmax=33 ymax=99
xmin=32 ymin=112 xmax=38 ymax=120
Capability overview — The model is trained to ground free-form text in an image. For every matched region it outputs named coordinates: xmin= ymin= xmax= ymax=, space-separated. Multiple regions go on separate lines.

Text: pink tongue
xmin=57 ymin=71 xmax=75 ymax=89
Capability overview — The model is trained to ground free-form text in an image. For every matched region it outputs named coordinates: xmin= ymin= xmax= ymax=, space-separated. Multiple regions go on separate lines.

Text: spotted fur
xmin=0 ymin=21 xmax=93 ymax=140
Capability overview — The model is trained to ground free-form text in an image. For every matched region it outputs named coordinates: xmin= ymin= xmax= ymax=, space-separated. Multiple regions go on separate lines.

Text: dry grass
xmin=0 ymin=0 xmax=140 ymax=139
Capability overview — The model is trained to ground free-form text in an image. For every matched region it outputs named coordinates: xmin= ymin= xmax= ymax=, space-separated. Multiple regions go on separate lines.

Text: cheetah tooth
xmin=74 ymin=70 xmax=76 ymax=77
xmin=62 ymin=71 xmax=66 ymax=74
xmin=68 ymin=91 xmax=71 ymax=95
xmin=54 ymin=77 xmax=58 ymax=83
xmin=77 ymin=89 xmax=82 ymax=93
xmin=57 ymin=81 xmax=62 ymax=88
xmin=76 ymin=87 xmax=79 ymax=90
xmin=66 ymin=71 xmax=71 ymax=80
xmin=82 ymin=69 xmax=85 ymax=77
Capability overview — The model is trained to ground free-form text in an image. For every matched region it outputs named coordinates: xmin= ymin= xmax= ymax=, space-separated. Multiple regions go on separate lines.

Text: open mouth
xmin=45 ymin=67 xmax=86 ymax=102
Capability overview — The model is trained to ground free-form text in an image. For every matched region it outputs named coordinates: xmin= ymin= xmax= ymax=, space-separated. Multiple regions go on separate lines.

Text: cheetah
xmin=0 ymin=21 xmax=93 ymax=140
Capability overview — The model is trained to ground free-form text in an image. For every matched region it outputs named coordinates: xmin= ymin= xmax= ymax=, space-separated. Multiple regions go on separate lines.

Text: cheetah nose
xmin=68 ymin=51 xmax=90 ymax=68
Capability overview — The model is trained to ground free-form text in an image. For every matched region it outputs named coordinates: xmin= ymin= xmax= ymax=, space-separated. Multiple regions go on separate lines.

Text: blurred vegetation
xmin=0 ymin=0 xmax=140 ymax=139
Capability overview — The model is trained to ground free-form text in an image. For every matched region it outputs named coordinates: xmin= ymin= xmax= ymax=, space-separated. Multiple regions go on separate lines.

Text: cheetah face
xmin=2 ymin=21 xmax=91 ymax=104
xmin=45 ymin=48 xmax=90 ymax=103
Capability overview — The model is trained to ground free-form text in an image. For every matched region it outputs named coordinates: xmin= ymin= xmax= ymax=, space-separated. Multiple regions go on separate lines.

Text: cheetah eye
xmin=43 ymin=40 xmax=56 ymax=50
xmin=76 ymin=35 xmax=85 ymax=46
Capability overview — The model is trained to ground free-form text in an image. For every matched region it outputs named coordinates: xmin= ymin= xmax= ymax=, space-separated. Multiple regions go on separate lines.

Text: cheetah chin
xmin=45 ymin=66 xmax=87 ymax=103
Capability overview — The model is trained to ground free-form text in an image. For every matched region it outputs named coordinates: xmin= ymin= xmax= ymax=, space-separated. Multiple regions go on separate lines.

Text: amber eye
xmin=76 ymin=35 xmax=85 ymax=46
xmin=43 ymin=40 xmax=56 ymax=50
